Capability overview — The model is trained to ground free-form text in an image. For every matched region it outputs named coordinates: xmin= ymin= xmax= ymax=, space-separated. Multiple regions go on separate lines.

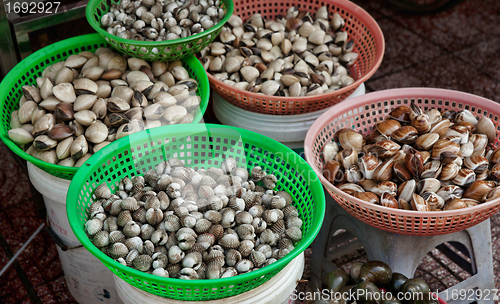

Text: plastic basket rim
xmin=86 ymin=0 xmax=234 ymax=47
xmin=67 ymin=123 xmax=326 ymax=289
xmin=304 ymin=87 xmax=500 ymax=218
xmin=205 ymin=0 xmax=385 ymax=105
xmin=0 ymin=33 xmax=209 ymax=179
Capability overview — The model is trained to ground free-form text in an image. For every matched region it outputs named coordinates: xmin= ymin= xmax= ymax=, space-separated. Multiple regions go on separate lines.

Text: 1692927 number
xmin=441 ymin=288 xmax=499 ymax=301
xmin=5 ymin=2 xmax=61 ymax=14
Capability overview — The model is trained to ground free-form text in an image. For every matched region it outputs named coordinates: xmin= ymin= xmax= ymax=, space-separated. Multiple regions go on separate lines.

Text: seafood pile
xmin=8 ymin=48 xmax=201 ymax=167
xmin=200 ymin=5 xmax=358 ymax=97
xmin=84 ymin=157 xmax=303 ymax=279
xmin=100 ymin=0 xmax=225 ymax=42
xmin=323 ymin=104 xmax=500 ymax=211
xmin=312 ymin=261 xmax=437 ymax=304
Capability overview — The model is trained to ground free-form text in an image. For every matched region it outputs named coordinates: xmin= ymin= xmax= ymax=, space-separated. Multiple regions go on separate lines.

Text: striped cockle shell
xmin=208 ymin=224 xmax=224 ymax=240
xmin=177 ymin=233 xmax=196 ymax=251
xmin=165 ymin=231 xmax=178 ymax=249
xmin=155 ymin=174 xmax=173 ymax=191
xmin=163 ymin=214 xmax=181 ymax=232
xmin=235 ymin=259 xmax=253 ymax=273
xmin=259 ymin=229 xmax=277 ymax=245
xmin=266 ymin=258 xmax=277 ymax=266
xmin=144 ymin=196 xmax=161 ymax=210
xmin=278 ymin=238 xmax=295 ymax=252
xmin=225 ymin=249 xmax=242 ymax=267
xmin=282 ymin=205 xmax=299 ymax=219
xmin=154 ymin=245 xmax=168 ymax=256
xmin=221 ymin=267 xmax=238 ymax=278
xmin=198 ymin=185 xmax=215 ymax=200
xmin=241 ymin=191 xmax=257 ymax=209
xmin=124 ymin=237 xmax=143 ymax=252
xmin=93 ymin=212 xmax=107 ymax=222
xmin=167 ymin=183 xmax=182 ymax=198
xmin=248 ymin=204 xmax=265 ymax=218
xmin=186 ymin=243 xmax=205 ymax=255
xmin=276 ymin=248 xmax=290 ymax=259
xmin=197 ymin=233 xmax=215 ymax=249
xmin=170 ymin=167 xmax=192 ymax=182
xmin=157 ymin=191 xmax=170 ymax=211
xmin=132 ymin=207 xmax=147 ymax=224
xmin=121 ymin=197 xmax=140 ymax=212
xmin=263 ymin=174 xmax=277 ymax=190
xmin=252 ymin=217 xmax=267 ymax=234
xmin=220 ymin=208 xmax=236 ymax=228
xmin=103 ymin=216 xmax=118 ymax=232
xmin=250 ymin=250 xmax=266 ymax=267
xmin=276 ymin=191 xmax=293 ymax=206
xmin=205 ymin=249 xmax=225 ymax=267
xmin=95 ymin=183 xmax=112 ymax=199
xmin=206 ymin=263 xmax=221 ymax=279
xmin=174 ymin=206 xmax=189 ymax=218
xmin=152 ymin=268 xmax=169 ymax=277
xmin=117 ymin=210 xmax=133 ymax=227
xmin=236 ymin=224 xmax=255 ymax=240
xmin=123 ymin=221 xmax=141 ymax=238
xmin=256 ymin=244 xmax=273 ymax=259
xmin=205 ymin=210 xmax=222 ymax=224
xmin=251 ymin=166 xmax=266 ymax=181
xmin=133 ymin=254 xmax=153 ymax=272
xmin=109 ymin=230 xmax=126 ymax=244
xmin=206 ymin=167 xmax=224 ymax=181
xmin=183 ymin=252 xmax=203 ymax=269
xmin=286 ymin=216 xmax=303 ymax=229
xmin=270 ymin=196 xmax=286 ymax=209
xmin=125 ymin=249 xmax=140 ymax=267
xmin=270 ymin=219 xmax=285 ymax=234
xmin=220 ymin=157 xmax=237 ymax=173
xmin=151 ymin=229 xmax=169 ymax=245
xmin=168 ymin=245 xmax=185 ymax=264
xmin=238 ymin=240 xmax=254 ymax=257
xmin=218 ymin=234 xmax=240 ymax=249
xmin=233 ymin=167 xmax=249 ymax=182
xmin=140 ymin=224 xmax=155 ymax=240
xmin=88 ymin=202 xmax=104 ymax=218
xmin=200 ymin=175 xmax=217 ymax=187
xmin=262 ymin=210 xmax=279 ymax=224
xmin=167 ymin=263 xmax=182 ymax=278
xmin=194 ymin=218 xmax=212 ymax=234
xmin=146 ymin=208 xmax=163 ymax=225
xmin=235 ymin=211 xmax=253 ymax=225
xmin=92 ymin=230 xmax=110 ymax=248
xmin=85 ymin=218 xmax=103 ymax=236
xmin=144 ymin=169 xmax=160 ymax=187
xmin=285 ymin=227 xmax=302 ymax=242
xmin=208 ymin=195 xmax=223 ymax=211
xmin=213 ymin=184 xmax=227 ymax=196
xmin=180 ymin=214 xmax=197 ymax=228
xmin=196 ymin=262 xmax=207 ymax=279
xmin=109 ymin=242 xmax=129 ymax=259
xmin=228 ymin=197 xmax=245 ymax=211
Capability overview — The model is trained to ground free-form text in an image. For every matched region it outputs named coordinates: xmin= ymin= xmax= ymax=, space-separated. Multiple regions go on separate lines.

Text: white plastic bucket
xmin=114 ymin=253 xmax=305 ymax=304
xmin=213 ymin=84 xmax=366 ymax=149
xmin=27 ymin=162 xmax=123 ymax=304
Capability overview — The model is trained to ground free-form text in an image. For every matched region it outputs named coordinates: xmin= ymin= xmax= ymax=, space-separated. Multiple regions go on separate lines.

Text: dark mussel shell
xmin=322 ymin=269 xmax=349 ymax=293
xmin=351 ymin=281 xmax=381 ymax=304
xmin=359 ymin=261 xmax=393 ymax=287
xmin=349 ymin=261 xmax=364 ymax=283
xmin=387 ymin=272 xmax=409 ymax=294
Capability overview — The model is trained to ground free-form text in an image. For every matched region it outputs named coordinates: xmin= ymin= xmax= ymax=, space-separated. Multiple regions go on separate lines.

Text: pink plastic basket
xmin=304 ymin=88 xmax=500 ymax=236
xmin=206 ymin=0 xmax=384 ymax=115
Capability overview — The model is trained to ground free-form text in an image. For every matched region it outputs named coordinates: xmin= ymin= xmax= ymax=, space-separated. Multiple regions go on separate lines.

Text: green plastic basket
xmin=0 ymin=33 xmax=209 ymax=180
xmin=86 ymin=0 xmax=234 ymax=61
xmin=67 ymin=123 xmax=325 ymax=301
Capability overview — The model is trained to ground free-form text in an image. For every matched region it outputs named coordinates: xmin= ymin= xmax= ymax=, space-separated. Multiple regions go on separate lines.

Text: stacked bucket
xmin=0 ymin=0 xmax=384 ymax=302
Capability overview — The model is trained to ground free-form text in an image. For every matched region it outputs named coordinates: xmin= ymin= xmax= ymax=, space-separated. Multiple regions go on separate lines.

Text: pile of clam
xmin=8 ymin=48 xmax=201 ymax=167
xmin=323 ymin=103 xmax=500 ymax=211
xmin=200 ymin=5 xmax=357 ymax=97
xmin=84 ymin=157 xmax=303 ymax=279
xmin=101 ymin=0 xmax=225 ymax=43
